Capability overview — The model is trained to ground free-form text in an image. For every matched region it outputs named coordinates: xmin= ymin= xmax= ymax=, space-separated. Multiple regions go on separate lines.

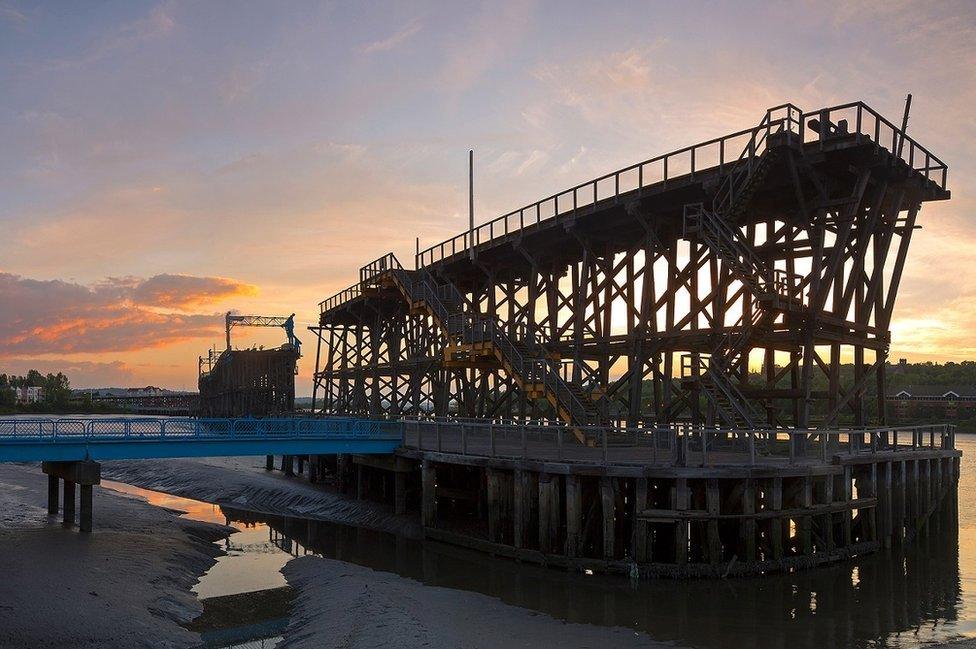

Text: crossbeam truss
xmin=312 ymin=101 xmax=949 ymax=431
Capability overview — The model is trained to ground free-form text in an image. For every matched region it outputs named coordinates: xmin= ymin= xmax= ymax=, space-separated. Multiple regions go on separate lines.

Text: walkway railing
xmin=400 ymin=419 xmax=955 ymax=467
xmin=0 ymin=417 xmax=403 ymax=441
xmin=417 ymin=101 xmax=946 ymax=268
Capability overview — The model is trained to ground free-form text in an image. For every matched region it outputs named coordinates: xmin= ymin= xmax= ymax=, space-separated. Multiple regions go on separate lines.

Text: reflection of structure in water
xmin=222 ymin=493 xmax=960 ymax=649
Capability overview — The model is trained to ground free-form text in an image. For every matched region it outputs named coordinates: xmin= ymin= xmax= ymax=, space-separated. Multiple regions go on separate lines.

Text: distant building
xmin=888 ymin=384 xmax=976 ymax=420
xmin=15 ymin=386 xmax=44 ymax=404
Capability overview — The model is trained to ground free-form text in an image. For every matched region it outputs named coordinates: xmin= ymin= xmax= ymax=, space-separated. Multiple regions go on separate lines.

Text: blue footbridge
xmin=0 ymin=416 xmax=403 ymax=532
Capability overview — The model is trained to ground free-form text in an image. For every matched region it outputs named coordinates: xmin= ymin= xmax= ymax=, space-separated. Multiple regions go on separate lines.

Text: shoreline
xmin=0 ymin=462 xmax=230 ymax=648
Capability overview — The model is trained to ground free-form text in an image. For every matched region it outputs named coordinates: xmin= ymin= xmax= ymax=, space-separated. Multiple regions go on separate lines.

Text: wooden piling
xmin=565 ymin=474 xmax=582 ymax=558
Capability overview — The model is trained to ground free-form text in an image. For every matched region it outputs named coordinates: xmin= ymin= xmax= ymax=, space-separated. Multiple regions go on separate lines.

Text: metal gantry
xmin=311 ymin=101 xmax=949 ymax=434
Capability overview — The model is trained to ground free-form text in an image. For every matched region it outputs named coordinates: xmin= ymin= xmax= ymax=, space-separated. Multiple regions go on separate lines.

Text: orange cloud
xmin=130 ymin=273 xmax=258 ymax=309
xmin=0 ymin=272 xmax=254 ymax=355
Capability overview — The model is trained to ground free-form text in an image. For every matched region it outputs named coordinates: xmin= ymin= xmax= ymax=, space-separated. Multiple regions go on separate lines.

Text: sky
xmin=0 ymin=0 xmax=974 ymax=394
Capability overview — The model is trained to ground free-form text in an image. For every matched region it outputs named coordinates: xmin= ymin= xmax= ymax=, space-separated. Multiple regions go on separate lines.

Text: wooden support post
xmin=513 ymin=469 xmax=530 ymax=550
xmin=297 ymin=456 xmax=305 ymax=476
xmin=633 ymin=477 xmax=650 ymax=563
xmin=821 ymin=474 xmax=835 ymax=552
xmin=674 ymin=478 xmax=690 ymax=564
xmin=282 ymin=455 xmax=294 ymax=477
xmin=63 ymin=480 xmax=76 ymax=528
xmin=308 ymin=456 xmax=319 ymax=484
xmin=265 ymin=455 xmax=274 ymax=471
xmin=487 ymin=468 xmax=501 ymax=543
xmin=538 ymin=474 xmax=559 ymax=554
xmin=79 ymin=484 xmax=93 ymax=534
xmin=770 ymin=477 xmax=784 ymax=560
xmin=421 ymin=460 xmax=436 ymax=529
xmin=394 ymin=471 xmax=406 ymax=515
xmin=706 ymin=479 xmax=722 ymax=564
xmin=565 ymin=474 xmax=582 ymax=558
xmin=741 ymin=479 xmax=756 ymax=563
xmin=865 ymin=465 xmax=878 ymax=542
xmin=798 ymin=476 xmax=813 ymax=555
xmin=47 ymin=475 xmax=59 ymax=515
xmin=881 ymin=461 xmax=893 ymax=548
xmin=600 ymin=477 xmax=615 ymax=561
xmin=893 ymin=460 xmax=906 ymax=543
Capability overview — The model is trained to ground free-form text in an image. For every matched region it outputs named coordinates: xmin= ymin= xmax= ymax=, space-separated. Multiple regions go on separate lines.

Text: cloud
xmin=0 ymin=2 xmax=27 ymax=24
xmin=359 ymin=18 xmax=422 ymax=54
xmin=0 ymin=272 xmax=255 ymax=356
xmin=40 ymin=3 xmax=175 ymax=70
xmin=130 ymin=273 xmax=258 ymax=309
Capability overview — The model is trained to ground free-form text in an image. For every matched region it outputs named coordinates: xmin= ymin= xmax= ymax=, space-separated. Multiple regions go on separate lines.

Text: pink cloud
xmin=0 ymin=272 xmax=255 ymax=355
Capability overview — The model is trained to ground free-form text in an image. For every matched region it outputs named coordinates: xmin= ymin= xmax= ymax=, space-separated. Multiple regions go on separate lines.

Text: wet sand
xmin=279 ymin=556 xmax=662 ymax=649
xmin=0 ymin=462 xmax=228 ymax=648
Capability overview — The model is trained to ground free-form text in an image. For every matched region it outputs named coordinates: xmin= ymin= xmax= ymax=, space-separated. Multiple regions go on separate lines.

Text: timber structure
xmin=301 ymin=100 xmax=959 ymax=577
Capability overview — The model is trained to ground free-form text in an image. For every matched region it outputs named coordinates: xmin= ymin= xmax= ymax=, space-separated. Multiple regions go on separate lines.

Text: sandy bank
xmin=278 ymin=555 xmax=670 ymax=649
xmin=102 ymin=455 xmax=421 ymax=539
xmin=0 ymin=463 xmax=229 ymax=648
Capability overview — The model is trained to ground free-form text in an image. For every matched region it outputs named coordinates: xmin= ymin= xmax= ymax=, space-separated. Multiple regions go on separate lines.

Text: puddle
xmin=103 ymin=481 xmax=293 ymax=649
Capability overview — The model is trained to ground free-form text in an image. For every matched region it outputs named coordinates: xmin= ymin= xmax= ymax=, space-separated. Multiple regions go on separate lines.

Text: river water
xmin=96 ymin=436 xmax=976 ymax=649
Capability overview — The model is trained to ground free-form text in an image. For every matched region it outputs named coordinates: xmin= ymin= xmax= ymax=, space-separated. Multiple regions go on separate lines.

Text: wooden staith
xmin=383 ymin=448 xmax=958 ymax=579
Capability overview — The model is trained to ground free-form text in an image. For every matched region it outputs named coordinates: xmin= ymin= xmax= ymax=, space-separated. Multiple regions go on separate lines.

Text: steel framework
xmin=312 ymin=101 xmax=949 ymax=432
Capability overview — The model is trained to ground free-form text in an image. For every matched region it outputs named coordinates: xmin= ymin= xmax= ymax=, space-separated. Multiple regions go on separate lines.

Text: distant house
xmin=888 ymin=384 xmax=976 ymax=419
xmin=15 ymin=386 xmax=44 ymax=404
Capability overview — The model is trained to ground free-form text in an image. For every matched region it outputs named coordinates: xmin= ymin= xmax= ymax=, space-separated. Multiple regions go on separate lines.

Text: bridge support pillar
xmin=42 ymin=461 xmax=101 ymax=533
xmin=80 ymin=484 xmax=93 ymax=533
xmin=266 ymin=455 xmax=274 ymax=471
xmin=47 ymin=475 xmax=59 ymax=515
xmin=63 ymin=480 xmax=76 ymax=527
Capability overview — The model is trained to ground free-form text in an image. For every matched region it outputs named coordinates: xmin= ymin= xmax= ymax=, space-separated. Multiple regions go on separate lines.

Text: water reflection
xmin=230 ymin=493 xmax=959 ymax=649
xmin=104 ymin=439 xmax=976 ymax=649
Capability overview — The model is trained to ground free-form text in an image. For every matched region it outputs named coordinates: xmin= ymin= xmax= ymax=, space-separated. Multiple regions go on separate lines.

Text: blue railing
xmin=0 ymin=417 xmax=403 ymax=442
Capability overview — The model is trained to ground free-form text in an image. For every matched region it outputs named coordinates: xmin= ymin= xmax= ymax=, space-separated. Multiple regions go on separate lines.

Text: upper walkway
xmin=0 ymin=417 xmax=402 ymax=462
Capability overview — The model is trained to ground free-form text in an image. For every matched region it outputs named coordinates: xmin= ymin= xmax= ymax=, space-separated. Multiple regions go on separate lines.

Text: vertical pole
xmin=395 ymin=471 xmax=406 ymax=515
xmin=674 ymin=478 xmax=690 ymax=564
xmin=265 ymin=455 xmax=274 ymax=471
xmin=513 ymin=468 xmax=529 ymax=550
xmin=469 ymin=149 xmax=475 ymax=261
xmin=601 ymin=477 xmax=615 ymax=561
xmin=486 ymin=468 xmax=501 ymax=543
xmin=421 ymin=460 xmax=436 ymax=529
xmin=47 ymin=475 xmax=59 ymax=515
xmin=63 ymin=480 xmax=76 ymax=527
xmin=79 ymin=484 xmax=93 ymax=534
xmin=565 ymin=474 xmax=582 ymax=558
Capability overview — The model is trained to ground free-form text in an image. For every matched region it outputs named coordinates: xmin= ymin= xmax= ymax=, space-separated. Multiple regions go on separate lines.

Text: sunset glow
xmin=1 ymin=1 xmax=974 ymax=392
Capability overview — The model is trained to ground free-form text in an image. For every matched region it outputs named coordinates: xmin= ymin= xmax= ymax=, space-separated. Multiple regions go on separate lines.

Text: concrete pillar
xmin=266 ymin=455 xmax=274 ymax=471
xmin=79 ymin=484 xmax=93 ymax=533
xmin=564 ymin=474 xmax=582 ymax=558
xmin=63 ymin=480 xmax=76 ymax=527
xmin=47 ymin=475 xmax=59 ymax=515
xmin=394 ymin=471 xmax=406 ymax=515
xmin=421 ymin=460 xmax=436 ymax=528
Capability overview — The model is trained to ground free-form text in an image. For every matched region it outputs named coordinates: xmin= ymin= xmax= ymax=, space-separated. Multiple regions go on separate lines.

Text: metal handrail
xmin=0 ymin=417 xmax=404 ymax=441
xmin=359 ymin=252 xmax=403 ymax=285
xmin=417 ymin=100 xmax=946 ymax=269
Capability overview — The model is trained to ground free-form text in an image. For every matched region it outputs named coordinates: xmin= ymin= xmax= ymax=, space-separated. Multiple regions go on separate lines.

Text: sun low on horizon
xmin=1 ymin=1 xmax=975 ymax=394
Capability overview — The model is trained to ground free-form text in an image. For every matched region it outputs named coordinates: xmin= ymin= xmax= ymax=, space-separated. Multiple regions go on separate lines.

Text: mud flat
xmin=0 ymin=462 xmax=228 ymax=649
xmin=279 ymin=555 xmax=663 ymax=649
xmin=101 ymin=455 xmax=421 ymax=539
